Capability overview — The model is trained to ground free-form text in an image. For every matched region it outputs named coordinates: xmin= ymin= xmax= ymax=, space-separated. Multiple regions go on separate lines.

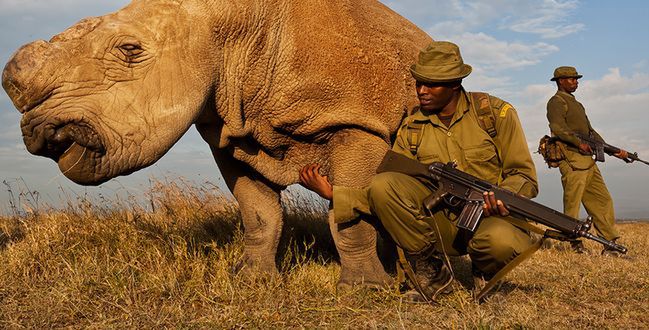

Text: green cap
xmin=551 ymin=66 xmax=583 ymax=81
xmin=409 ymin=41 xmax=472 ymax=83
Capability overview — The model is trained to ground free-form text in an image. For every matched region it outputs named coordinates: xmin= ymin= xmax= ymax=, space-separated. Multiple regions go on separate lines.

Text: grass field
xmin=1 ymin=179 xmax=648 ymax=328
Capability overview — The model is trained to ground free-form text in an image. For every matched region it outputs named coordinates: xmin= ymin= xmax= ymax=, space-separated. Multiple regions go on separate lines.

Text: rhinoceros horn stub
xmin=2 ymin=40 xmax=58 ymax=114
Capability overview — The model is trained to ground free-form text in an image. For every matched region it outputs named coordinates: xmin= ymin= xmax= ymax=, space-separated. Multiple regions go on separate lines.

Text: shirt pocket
xmin=416 ymin=140 xmax=441 ymax=164
xmin=463 ymin=142 xmax=500 ymax=182
xmin=417 ymin=152 xmax=441 ymax=164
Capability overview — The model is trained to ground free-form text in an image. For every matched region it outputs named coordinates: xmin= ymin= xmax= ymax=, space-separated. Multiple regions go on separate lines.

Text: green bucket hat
xmin=410 ymin=41 xmax=472 ymax=83
xmin=551 ymin=66 xmax=583 ymax=81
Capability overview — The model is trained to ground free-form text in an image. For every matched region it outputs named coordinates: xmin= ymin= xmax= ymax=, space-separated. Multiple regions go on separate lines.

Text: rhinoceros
xmin=2 ymin=0 xmax=431 ymax=289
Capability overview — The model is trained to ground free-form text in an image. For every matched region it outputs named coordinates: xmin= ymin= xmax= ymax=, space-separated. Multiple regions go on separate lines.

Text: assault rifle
xmin=575 ymin=133 xmax=649 ymax=166
xmin=376 ymin=151 xmax=628 ymax=253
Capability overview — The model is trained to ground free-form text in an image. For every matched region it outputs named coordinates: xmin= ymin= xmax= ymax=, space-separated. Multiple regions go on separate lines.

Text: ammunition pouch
xmin=538 ymin=135 xmax=566 ymax=168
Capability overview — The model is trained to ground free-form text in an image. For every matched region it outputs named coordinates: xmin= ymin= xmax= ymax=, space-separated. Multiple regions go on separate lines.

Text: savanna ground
xmin=1 ymin=178 xmax=648 ymax=329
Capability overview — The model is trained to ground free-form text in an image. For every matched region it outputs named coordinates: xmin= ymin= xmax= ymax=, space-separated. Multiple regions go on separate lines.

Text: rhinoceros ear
xmin=50 ymin=17 xmax=103 ymax=43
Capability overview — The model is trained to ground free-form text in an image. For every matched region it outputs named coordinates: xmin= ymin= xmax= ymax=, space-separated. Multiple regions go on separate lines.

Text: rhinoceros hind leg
xmin=327 ymin=130 xmax=394 ymax=290
xmin=330 ymin=214 xmax=394 ymax=291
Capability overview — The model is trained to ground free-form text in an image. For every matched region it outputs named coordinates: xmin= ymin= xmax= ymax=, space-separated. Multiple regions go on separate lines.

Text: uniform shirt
xmin=546 ymin=91 xmax=601 ymax=169
xmin=333 ymin=89 xmax=538 ymax=223
xmin=546 ymin=91 xmax=603 ymax=147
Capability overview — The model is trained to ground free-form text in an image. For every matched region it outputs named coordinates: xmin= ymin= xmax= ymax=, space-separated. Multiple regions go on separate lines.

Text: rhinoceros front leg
xmin=210 ymin=147 xmax=282 ymax=275
xmin=328 ymin=130 xmax=393 ymax=290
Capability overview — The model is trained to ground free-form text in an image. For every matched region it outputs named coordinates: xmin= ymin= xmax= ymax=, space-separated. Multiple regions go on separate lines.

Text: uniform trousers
xmin=367 ymin=171 xmax=533 ymax=275
xmin=558 ymin=161 xmax=619 ymax=241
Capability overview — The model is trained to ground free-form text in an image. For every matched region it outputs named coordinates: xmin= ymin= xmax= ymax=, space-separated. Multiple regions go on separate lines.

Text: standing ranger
xmin=546 ymin=66 xmax=628 ymax=256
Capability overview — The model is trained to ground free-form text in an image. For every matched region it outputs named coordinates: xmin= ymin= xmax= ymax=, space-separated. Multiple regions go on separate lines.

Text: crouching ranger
xmin=300 ymin=41 xmax=538 ymax=301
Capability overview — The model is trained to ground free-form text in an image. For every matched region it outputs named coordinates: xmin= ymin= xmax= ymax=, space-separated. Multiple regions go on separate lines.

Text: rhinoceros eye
xmin=118 ymin=43 xmax=144 ymax=58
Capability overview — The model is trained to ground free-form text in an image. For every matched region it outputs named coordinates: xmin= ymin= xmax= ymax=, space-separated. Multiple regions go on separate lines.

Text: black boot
xmin=601 ymin=238 xmax=633 ymax=259
xmin=471 ymin=265 xmax=501 ymax=302
xmin=403 ymin=247 xmax=453 ymax=302
xmin=570 ymin=240 xmax=590 ymax=254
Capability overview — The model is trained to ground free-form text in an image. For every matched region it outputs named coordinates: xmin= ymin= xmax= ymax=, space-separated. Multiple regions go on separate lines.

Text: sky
xmin=1 ymin=0 xmax=648 ymax=218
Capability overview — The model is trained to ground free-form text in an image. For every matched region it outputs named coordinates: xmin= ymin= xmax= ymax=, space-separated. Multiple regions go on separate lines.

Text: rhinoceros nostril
xmin=41 ymin=126 xmax=75 ymax=161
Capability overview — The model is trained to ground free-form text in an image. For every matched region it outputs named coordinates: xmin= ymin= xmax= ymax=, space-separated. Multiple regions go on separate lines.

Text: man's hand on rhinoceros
xmin=299 ymin=163 xmax=333 ymax=200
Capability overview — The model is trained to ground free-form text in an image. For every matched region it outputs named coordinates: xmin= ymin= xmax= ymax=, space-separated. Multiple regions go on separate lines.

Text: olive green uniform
xmin=546 ymin=91 xmax=619 ymax=241
xmin=333 ymin=90 xmax=538 ymax=276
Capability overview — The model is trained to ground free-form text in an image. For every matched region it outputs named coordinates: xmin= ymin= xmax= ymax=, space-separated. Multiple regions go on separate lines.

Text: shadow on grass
xmin=276 ymin=209 xmax=403 ymax=276
xmin=130 ymin=209 xmax=243 ymax=258
xmin=0 ymin=220 xmax=25 ymax=251
xmin=446 ymin=255 xmax=545 ymax=296
xmin=277 ymin=207 xmax=339 ymax=268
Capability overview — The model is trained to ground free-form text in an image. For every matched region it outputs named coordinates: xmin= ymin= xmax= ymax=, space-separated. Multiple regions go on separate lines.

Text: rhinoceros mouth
xmin=24 ymin=121 xmax=106 ymax=163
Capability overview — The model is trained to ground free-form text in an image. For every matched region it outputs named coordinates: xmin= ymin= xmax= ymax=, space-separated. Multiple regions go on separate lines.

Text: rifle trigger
xmin=445 ymin=195 xmax=462 ymax=207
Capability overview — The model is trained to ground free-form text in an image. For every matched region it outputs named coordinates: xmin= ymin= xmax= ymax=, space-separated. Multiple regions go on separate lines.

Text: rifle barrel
xmin=629 ymin=153 xmax=649 ymax=166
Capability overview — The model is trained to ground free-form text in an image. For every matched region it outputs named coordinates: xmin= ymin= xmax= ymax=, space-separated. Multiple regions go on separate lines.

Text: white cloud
xmin=449 ymin=32 xmax=559 ymax=71
xmin=388 ymin=0 xmax=585 ymax=39
xmin=462 ymin=71 xmax=516 ymax=97
xmin=504 ymin=0 xmax=585 ymax=39
xmin=633 ymin=59 xmax=648 ymax=71
xmin=382 ymin=1 xmax=574 ymax=93
xmin=428 ymin=32 xmax=559 ymax=93
xmin=0 ymin=0 xmax=127 ymax=14
xmin=508 ymin=20 xmax=584 ymax=39
xmin=581 ymin=68 xmax=649 ymax=97
xmin=577 ymin=69 xmax=649 ymax=152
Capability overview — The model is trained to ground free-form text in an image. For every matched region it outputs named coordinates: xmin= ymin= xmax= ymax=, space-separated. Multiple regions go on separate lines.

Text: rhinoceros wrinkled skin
xmin=2 ymin=0 xmax=431 ymax=288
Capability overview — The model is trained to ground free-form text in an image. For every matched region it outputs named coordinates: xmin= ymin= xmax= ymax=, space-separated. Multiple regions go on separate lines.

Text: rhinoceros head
xmin=2 ymin=0 xmax=218 ymax=185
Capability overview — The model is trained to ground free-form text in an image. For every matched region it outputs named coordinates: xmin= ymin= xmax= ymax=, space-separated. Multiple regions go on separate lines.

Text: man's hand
xmin=299 ymin=163 xmax=333 ymax=200
xmin=482 ymin=191 xmax=510 ymax=217
xmin=578 ymin=143 xmax=593 ymax=155
xmin=614 ymin=149 xmax=630 ymax=161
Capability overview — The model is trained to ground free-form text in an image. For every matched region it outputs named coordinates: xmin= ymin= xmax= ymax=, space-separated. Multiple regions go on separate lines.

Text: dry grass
xmin=1 ymin=178 xmax=648 ymax=329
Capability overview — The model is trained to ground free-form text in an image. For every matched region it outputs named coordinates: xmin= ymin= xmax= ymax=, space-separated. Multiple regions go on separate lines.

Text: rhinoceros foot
xmin=336 ymin=258 xmax=394 ymax=293
xmin=231 ymin=252 xmax=279 ymax=278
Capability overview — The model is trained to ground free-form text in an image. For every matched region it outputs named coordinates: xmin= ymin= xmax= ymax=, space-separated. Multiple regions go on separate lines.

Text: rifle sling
xmin=396 ymin=247 xmax=440 ymax=304
xmin=470 ymin=92 xmax=498 ymax=138
xmin=475 ymin=235 xmax=545 ymax=302
xmin=473 ymin=218 xmax=573 ymax=302
xmin=376 ymin=150 xmax=430 ymax=178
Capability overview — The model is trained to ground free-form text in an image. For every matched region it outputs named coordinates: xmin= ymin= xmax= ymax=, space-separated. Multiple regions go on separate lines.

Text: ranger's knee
xmin=367 ymin=172 xmax=399 ymax=205
xmin=468 ymin=231 xmax=518 ymax=272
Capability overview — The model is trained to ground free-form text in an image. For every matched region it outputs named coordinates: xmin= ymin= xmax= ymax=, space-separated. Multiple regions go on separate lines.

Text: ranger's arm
xmin=547 ymin=96 xmax=593 ymax=154
xmin=547 ymin=96 xmax=581 ymax=147
xmin=302 ymin=117 xmax=419 ymax=224
xmin=491 ymin=98 xmax=538 ymax=198
xmin=299 ymin=163 xmax=371 ymax=224
xmin=586 ymin=119 xmax=605 ymax=143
